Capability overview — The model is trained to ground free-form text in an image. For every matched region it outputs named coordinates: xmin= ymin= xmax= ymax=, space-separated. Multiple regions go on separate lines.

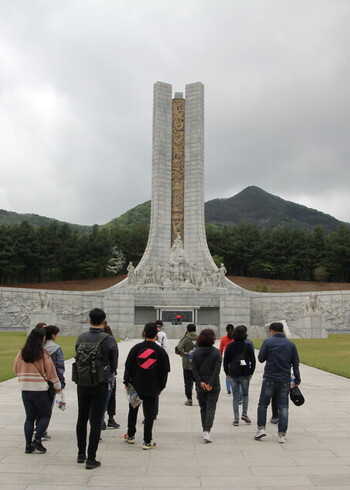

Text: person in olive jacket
xmin=176 ymin=324 xmax=197 ymax=406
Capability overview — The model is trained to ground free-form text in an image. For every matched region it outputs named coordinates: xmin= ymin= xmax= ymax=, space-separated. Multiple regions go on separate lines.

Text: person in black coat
xmin=191 ymin=328 xmax=221 ymax=443
xmin=223 ymin=325 xmax=256 ymax=426
xmin=123 ymin=323 xmax=170 ymax=450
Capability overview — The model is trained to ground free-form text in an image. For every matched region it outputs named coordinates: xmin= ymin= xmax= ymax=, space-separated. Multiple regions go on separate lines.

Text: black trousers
xmin=127 ymin=395 xmax=157 ymax=444
xmin=196 ymin=386 xmax=220 ymax=432
xmin=76 ymin=382 xmax=108 ymax=461
xmin=183 ymin=368 xmax=194 ymax=400
xmin=107 ymin=382 xmax=116 ymax=417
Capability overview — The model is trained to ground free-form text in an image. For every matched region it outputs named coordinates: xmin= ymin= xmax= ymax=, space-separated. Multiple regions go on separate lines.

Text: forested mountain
xmin=1 ymin=187 xmax=349 ymax=285
xmin=0 ymin=209 xmax=90 ymax=232
xmin=105 ymin=186 xmax=347 ymax=233
xmin=205 ymin=186 xmax=346 ymax=233
xmin=1 ymin=186 xmax=347 ymax=233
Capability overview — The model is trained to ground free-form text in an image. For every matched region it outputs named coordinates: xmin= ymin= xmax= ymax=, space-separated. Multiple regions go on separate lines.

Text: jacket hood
xmin=196 ymin=345 xmax=214 ymax=360
xmin=44 ymin=339 xmax=59 ymax=356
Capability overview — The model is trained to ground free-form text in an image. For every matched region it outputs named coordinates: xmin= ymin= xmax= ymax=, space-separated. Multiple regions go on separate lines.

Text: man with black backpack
xmin=74 ymin=308 xmax=118 ymax=470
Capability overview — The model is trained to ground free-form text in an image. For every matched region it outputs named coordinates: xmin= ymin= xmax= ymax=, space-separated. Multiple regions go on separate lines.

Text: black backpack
xmin=72 ymin=332 xmax=109 ymax=387
xmin=228 ymin=343 xmax=247 ymax=377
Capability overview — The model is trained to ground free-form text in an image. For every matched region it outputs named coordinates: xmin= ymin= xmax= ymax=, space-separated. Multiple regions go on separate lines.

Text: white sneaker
xmin=278 ymin=434 xmax=287 ymax=444
xmin=254 ymin=428 xmax=266 ymax=440
xmin=203 ymin=431 xmax=213 ymax=443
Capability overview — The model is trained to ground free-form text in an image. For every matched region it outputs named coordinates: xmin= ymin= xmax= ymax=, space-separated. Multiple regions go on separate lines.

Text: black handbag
xmin=290 ymin=385 xmax=305 ymax=406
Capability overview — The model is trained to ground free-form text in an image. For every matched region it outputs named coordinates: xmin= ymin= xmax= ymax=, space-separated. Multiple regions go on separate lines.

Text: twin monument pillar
xmin=106 ymin=81 xmax=249 ymax=337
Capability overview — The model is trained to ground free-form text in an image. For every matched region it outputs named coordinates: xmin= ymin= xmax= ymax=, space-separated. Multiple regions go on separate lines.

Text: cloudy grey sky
xmin=1 ymin=0 xmax=349 ymax=225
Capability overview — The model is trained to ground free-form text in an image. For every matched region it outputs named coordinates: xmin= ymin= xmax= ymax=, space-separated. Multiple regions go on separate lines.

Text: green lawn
xmin=1 ymin=332 xmax=77 ymax=383
xmin=253 ymin=334 xmax=350 ymax=379
xmin=2 ymin=333 xmax=350 ymax=383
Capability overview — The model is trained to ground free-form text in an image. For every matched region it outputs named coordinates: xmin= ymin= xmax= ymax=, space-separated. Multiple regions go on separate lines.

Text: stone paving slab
xmin=1 ymin=339 xmax=350 ymax=489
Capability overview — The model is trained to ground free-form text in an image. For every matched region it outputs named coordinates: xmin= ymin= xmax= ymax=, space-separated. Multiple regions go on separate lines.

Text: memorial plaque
xmin=162 ymin=310 xmax=193 ymax=323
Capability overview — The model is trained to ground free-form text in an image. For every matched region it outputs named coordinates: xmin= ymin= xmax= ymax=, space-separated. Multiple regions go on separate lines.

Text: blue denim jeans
xmin=22 ymin=390 xmax=52 ymax=445
xmin=257 ymin=379 xmax=290 ymax=434
xmin=229 ymin=376 xmax=250 ymax=421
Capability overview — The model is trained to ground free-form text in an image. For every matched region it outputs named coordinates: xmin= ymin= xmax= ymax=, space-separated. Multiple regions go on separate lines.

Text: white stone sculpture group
xmin=126 ymin=235 xmax=227 ymax=290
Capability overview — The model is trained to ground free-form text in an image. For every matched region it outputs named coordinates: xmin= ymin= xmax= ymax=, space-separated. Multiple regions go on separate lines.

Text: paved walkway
xmin=1 ymin=339 xmax=350 ymax=489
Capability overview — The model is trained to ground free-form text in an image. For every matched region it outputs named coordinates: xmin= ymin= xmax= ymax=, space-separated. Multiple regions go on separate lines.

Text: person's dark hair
xmin=226 ymin=324 xmax=234 ymax=332
xmin=89 ymin=308 xmax=106 ymax=326
xmin=197 ymin=328 xmax=216 ymax=347
xmin=103 ymin=324 xmax=113 ymax=336
xmin=233 ymin=325 xmax=248 ymax=342
xmin=226 ymin=323 xmax=234 ymax=339
xmin=269 ymin=322 xmax=284 ymax=333
xmin=187 ymin=323 xmax=196 ymax=333
xmin=144 ymin=322 xmax=158 ymax=339
xmin=44 ymin=325 xmax=59 ymax=340
xmin=36 ymin=322 xmax=47 ymax=329
xmin=21 ymin=327 xmax=45 ymax=363
xmin=155 ymin=320 xmax=163 ymax=327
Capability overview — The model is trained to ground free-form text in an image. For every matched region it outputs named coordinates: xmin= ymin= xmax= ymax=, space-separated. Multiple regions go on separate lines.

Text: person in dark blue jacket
xmin=255 ymin=322 xmax=301 ymax=444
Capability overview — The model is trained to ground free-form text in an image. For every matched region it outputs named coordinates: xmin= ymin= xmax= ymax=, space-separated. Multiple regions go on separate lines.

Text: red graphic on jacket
xmin=137 ymin=348 xmax=157 ymax=370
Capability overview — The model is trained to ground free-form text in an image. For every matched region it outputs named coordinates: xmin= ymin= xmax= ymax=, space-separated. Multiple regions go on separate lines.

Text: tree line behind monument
xmin=0 ymin=217 xmax=350 ymax=285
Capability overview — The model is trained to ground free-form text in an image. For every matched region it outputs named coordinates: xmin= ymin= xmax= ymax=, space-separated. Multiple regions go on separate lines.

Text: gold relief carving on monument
xmin=172 ymin=98 xmax=185 ymax=243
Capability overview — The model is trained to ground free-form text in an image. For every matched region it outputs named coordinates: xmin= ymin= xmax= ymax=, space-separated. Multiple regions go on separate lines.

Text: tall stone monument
xmin=133 ymin=82 xmax=218 ymax=285
xmin=106 ymin=81 xmax=249 ymax=337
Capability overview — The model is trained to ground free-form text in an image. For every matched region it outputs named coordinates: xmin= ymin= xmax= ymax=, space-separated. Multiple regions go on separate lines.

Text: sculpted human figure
xmin=127 ymin=262 xmax=135 ymax=285
xmin=39 ymin=291 xmax=51 ymax=310
xmin=170 ymin=234 xmax=185 ymax=263
xmin=219 ymin=263 xmax=227 ymax=287
xmin=305 ymin=293 xmax=320 ymax=313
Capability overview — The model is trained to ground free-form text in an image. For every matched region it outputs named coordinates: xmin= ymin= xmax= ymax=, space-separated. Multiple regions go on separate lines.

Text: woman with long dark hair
xmin=13 ymin=327 xmax=61 ymax=454
xmin=191 ymin=328 xmax=222 ymax=443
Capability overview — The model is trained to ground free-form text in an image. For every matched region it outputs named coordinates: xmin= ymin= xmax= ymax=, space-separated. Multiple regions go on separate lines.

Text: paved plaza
xmin=1 ymin=338 xmax=350 ymax=489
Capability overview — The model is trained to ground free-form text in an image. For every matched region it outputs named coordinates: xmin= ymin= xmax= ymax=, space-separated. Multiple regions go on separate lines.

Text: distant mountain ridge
xmin=204 ymin=186 xmax=346 ymax=233
xmin=106 ymin=186 xmax=347 ymax=234
xmin=0 ymin=209 xmax=90 ymax=232
xmin=0 ymin=186 xmax=348 ymax=233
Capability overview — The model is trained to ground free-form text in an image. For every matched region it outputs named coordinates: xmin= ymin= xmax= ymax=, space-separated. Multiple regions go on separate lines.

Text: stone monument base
xmin=29 ymin=310 xmax=57 ymax=335
xmin=293 ymin=313 xmax=328 ymax=338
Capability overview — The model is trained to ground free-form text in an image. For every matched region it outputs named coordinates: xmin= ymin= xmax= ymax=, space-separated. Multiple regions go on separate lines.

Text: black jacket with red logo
xmin=123 ymin=340 xmax=170 ymax=397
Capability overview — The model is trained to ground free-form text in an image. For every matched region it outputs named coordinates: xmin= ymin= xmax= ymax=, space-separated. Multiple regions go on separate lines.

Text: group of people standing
xmin=13 ymin=310 xmax=301 ymax=470
xmin=176 ymin=321 xmax=301 ymax=445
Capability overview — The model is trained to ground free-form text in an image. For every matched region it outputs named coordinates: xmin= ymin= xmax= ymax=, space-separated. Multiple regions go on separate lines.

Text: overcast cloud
xmin=0 ymin=0 xmax=349 ymax=225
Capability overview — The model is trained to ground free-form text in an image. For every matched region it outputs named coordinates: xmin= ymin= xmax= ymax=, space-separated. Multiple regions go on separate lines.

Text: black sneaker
xmin=32 ymin=439 xmax=47 ymax=453
xmin=142 ymin=440 xmax=156 ymax=450
xmin=41 ymin=431 xmax=51 ymax=441
xmin=107 ymin=419 xmax=120 ymax=429
xmin=102 ymin=421 xmax=106 ymax=430
xmin=25 ymin=443 xmax=35 ymax=454
xmin=85 ymin=459 xmax=101 ymax=470
xmin=77 ymin=453 xmax=86 ymax=464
